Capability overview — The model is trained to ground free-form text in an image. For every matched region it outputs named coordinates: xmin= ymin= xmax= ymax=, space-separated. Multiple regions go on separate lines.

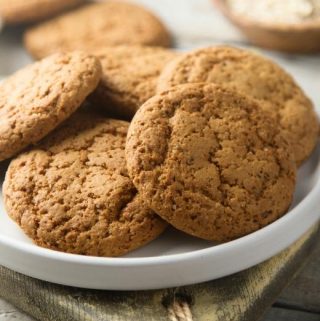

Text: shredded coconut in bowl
xmin=227 ymin=0 xmax=320 ymax=24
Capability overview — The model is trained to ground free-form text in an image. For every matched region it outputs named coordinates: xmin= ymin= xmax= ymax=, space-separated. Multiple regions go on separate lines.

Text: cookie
xmin=3 ymin=111 xmax=167 ymax=257
xmin=90 ymin=45 xmax=178 ymax=119
xmin=0 ymin=0 xmax=82 ymax=25
xmin=157 ymin=46 xmax=319 ymax=165
xmin=0 ymin=51 xmax=101 ymax=162
xmin=24 ymin=2 xmax=171 ymax=60
xmin=126 ymin=83 xmax=296 ymax=242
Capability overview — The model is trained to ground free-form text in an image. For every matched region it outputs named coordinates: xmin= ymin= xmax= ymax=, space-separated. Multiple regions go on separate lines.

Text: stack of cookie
xmin=1 ymin=2 xmax=319 ymax=257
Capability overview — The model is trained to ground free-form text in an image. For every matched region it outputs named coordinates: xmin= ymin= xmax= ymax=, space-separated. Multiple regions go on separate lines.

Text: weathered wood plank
xmin=0 ymin=225 xmax=318 ymax=321
xmin=0 ymin=299 xmax=33 ymax=321
xmin=276 ymin=239 xmax=320 ymax=313
xmin=262 ymin=307 xmax=320 ymax=321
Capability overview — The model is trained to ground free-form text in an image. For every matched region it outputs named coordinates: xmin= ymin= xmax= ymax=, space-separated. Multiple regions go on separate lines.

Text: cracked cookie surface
xmin=0 ymin=51 xmax=101 ymax=162
xmin=157 ymin=46 xmax=319 ymax=165
xmin=3 ymin=111 xmax=167 ymax=256
xmin=126 ymin=83 xmax=296 ymax=241
xmin=90 ymin=45 xmax=178 ymax=119
xmin=24 ymin=2 xmax=171 ymax=60
xmin=0 ymin=0 xmax=82 ymax=25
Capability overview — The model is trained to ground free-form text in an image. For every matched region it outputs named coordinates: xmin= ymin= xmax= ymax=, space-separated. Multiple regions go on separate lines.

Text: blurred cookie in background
xmin=24 ymin=2 xmax=172 ymax=59
xmin=0 ymin=0 xmax=83 ymax=25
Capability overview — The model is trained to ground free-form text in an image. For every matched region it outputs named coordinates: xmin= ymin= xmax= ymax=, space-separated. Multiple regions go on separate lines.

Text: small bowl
xmin=214 ymin=0 xmax=320 ymax=53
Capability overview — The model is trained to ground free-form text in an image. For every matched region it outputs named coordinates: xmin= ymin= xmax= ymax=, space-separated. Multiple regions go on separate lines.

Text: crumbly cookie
xmin=126 ymin=83 xmax=296 ymax=242
xmin=90 ymin=46 xmax=178 ymax=119
xmin=0 ymin=51 xmax=101 ymax=162
xmin=3 ymin=111 xmax=167 ymax=257
xmin=24 ymin=2 xmax=171 ymax=60
xmin=157 ymin=46 xmax=319 ymax=165
xmin=0 ymin=0 xmax=82 ymax=25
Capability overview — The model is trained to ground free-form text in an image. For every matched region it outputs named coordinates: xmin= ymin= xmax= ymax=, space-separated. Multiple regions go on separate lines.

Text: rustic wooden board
xmin=0 ymin=224 xmax=318 ymax=321
xmin=263 ymin=307 xmax=320 ymax=321
xmin=0 ymin=302 xmax=32 ymax=321
xmin=277 ymin=236 xmax=320 ymax=314
xmin=261 ymin=236 xmax=320 ymax=321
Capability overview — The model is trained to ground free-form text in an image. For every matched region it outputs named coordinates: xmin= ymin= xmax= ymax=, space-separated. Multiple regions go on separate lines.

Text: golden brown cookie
xmin=90 ymin=45 xmax=178 ymax=119
xmin=0 ymin=51 xmax=101 ymax=162
xmin=24 ymin=2 xmax=171 ymax=60
xmin=3 ymin=111 xmax=167 ymax=257
xmin=157 ymin=46 xmax=319 ymax=165
xmin=126 ymin=83 xmax=296 ymax=242
xmin=0 ymin=0 xmax=83 ymax=25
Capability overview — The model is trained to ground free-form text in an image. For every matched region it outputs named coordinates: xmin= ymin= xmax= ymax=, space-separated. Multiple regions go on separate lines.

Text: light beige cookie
xmin=0 ymin=51 xmax=101 ymax=162
xmin=0 ymin=0 xmax=83 ymax=25
xmin=24 ymin=2 xmax=171 ymax=60
xmin=3 ymin=111 xmax=167 ymax=257
xmin=157 ymin=46 xmax=319 ymax=165
xmin=90 ymin=45 xmax=178 ymax=119
xmin=126 ymin=83 xmax=296 ymax=242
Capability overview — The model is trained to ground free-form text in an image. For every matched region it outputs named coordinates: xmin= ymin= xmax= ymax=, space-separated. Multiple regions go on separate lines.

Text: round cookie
xmin=90 ymin=46 xmax=178 ymax=119
xmin=3 ymin=111 xmax=167 ymax=257
xmin=157 ymin=46 xmax=319 ymax=165
xmin=0 ymin=51 xmax=101 ymax=162
xmin=0 ymin=0 xmax=82 ymax=25
xmin=24 ymin=2 xmax=171 ymax=60
xmin=126 ymin=83 xmax=296 ymax=242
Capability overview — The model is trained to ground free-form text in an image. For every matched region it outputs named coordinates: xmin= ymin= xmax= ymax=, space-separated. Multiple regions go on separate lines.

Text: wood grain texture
xmin=277 ymin=238 xmax=320 ymax=313
xmin=0 ymin=300 xmax=33 ymax=321
xmin=263 ymin=307 xmax=320 ymax=321
xmin=0 ymin=224 xmax=318 ymax=321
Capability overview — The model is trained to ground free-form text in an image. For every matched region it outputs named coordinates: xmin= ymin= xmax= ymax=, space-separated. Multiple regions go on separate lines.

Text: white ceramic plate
xmin=0 ymin=27 xmax=320 ymax=290
xmin=0 ymin=144 xmax=319 ymax=290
